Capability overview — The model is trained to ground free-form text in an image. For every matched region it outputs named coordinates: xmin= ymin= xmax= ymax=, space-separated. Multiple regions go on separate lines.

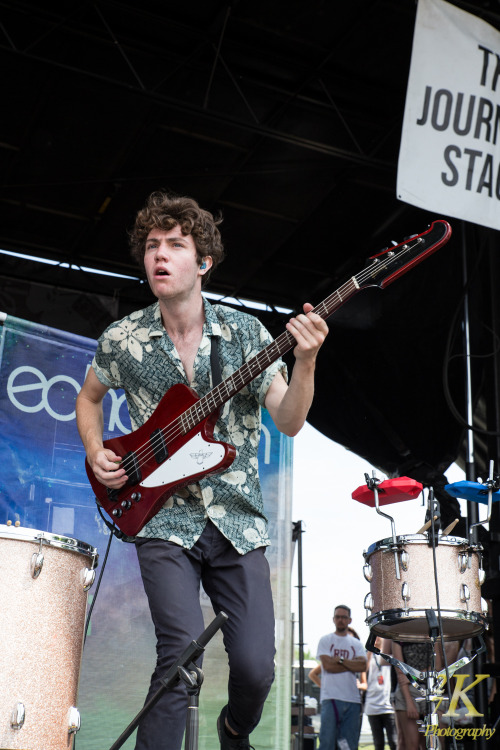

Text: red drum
xmin=363 ymin=534 xmax=486 ymax=641
xmin=0 ymin=524 xmax=98 ymax=750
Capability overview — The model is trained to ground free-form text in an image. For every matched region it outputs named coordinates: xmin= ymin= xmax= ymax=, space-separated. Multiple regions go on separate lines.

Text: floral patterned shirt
xmin=92 ymin=298 xmax=287 ymax=553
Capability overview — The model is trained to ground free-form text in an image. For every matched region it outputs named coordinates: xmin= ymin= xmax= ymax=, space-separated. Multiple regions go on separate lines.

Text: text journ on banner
xmin=397 ymin=0 xmax=500 ymax=231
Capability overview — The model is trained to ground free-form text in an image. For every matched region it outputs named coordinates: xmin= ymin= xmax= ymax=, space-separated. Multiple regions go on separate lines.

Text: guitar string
xmin=117 ymin=233 xmax=435 ymax=478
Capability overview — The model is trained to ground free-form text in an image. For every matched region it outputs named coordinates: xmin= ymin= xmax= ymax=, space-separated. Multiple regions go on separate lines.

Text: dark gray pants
xmin=367 ymin=713 xmax=398 ymax=750
xmin=134 ymin=521 xmax=275 ymax=749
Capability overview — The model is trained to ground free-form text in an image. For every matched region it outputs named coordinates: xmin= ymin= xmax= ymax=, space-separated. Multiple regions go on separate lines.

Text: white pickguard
xmin=140 ymin=431 xmax=226 ymax=488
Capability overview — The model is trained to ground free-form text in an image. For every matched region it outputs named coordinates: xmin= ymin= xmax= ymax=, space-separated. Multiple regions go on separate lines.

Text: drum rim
xmin=0 ymin=523 xmax=97 ymax=557
xmin=366 ymin=608 xmax=487 ymax=641
xmin=366 ymin=606 xmax=486 ymax=621
xmin=366 ymin=534 xmax=481 ymax=556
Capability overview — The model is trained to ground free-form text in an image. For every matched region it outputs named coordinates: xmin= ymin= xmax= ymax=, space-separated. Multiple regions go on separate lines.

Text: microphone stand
xmin=108 ymin=611 xmax=228 ymax=750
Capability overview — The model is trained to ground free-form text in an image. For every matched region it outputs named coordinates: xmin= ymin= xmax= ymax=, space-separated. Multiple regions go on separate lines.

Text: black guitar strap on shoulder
xmin=210 ymin=335 xmax=222 ymax=386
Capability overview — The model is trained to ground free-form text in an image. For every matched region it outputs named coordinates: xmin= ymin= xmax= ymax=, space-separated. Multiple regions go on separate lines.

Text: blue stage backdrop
xmin=0 ymin=312 xmax=292 ymax=749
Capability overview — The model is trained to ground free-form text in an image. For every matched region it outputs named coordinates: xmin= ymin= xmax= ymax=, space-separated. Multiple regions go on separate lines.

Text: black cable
xmin=83 ymin=526 xmax=114 ymax=646
xmin=429 ymin=490 xmax=459 ymax=750
xmin=74 ymin=526 xmax=114 ymax=749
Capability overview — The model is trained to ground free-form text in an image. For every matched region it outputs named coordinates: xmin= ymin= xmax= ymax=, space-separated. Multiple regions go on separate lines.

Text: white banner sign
xmin=397 ymin=0 xmax=500 ymax=231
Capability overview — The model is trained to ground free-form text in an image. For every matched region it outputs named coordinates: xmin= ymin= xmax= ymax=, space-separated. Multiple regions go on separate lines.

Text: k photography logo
xmin=429 ymin=673 xmax=496 ymax=742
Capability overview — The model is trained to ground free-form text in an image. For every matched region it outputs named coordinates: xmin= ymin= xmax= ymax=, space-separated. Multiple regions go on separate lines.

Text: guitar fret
xmin=180 ymin=413 xmax=189 ymax=434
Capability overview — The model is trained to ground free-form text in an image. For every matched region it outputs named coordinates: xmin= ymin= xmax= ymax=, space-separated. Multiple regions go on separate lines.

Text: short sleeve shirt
xmin=92 ymin=297 xmax=288 ymax=553
xmin=316 ymin=632 xmax=366 ymax=704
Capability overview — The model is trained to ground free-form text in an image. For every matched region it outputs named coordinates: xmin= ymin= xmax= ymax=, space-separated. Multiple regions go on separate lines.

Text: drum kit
xmin=0 ymin=522 xmax=98 ymax=750
xmin=353 ymin=466 xmax=499 ymax=748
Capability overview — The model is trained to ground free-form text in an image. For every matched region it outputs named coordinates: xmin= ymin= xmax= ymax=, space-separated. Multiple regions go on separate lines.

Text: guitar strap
xmin=210 ymin=335 xmax=222 ymax=386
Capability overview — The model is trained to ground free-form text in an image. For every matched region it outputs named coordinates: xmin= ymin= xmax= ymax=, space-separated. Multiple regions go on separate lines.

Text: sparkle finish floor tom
xmin=0 ymin=524 xmax=98 ymax=750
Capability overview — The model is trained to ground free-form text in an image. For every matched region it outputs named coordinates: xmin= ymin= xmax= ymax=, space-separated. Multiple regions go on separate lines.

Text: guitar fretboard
xmin=176 ymin=221 xmax=448 ymax=437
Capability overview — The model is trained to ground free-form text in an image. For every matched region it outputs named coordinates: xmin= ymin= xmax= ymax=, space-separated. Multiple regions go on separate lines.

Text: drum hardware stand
xmin=469 ymin=459 xmax=499 ymax=539
xmin=364 ymin=471 xmax=401 ymax=579
xmin=365 ymin=624 xmax=487 ymax=748
xmin=107 ymin=611 xmax=228 ymax=750
xmin=419 ymin=487 xmax=441 ymax=544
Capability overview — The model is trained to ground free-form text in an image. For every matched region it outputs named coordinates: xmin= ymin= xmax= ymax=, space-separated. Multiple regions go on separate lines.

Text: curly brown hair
xmin=129 ymin=191 xmax=224 ymax=285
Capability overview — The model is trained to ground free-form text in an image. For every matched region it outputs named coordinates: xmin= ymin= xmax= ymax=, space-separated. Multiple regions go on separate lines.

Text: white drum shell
xmin=0 ymin=526 xmax=97 ymax=750
xmin=364 ymin=534 xmax=486 ymax=641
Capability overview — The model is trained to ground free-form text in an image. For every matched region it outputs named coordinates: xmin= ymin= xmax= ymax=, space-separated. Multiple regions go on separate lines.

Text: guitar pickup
xmin=124 ymin=451 xmax=142 ymax=485
xmin=150 ymin=428 xmax=168 ymax=464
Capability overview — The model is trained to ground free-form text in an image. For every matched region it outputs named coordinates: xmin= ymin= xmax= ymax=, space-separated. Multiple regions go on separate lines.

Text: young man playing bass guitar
xmin=76 ymin=191 xmax=328 ymax=750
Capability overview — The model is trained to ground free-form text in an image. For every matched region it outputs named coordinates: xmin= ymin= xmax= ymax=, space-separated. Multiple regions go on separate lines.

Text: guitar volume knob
xmin=112 ymin=508 xmax=123 ymax=518
xmin=121 ymin=500 xmax=132 ymax=510
xmin=131 ymin=492 xmax=142 ymax=502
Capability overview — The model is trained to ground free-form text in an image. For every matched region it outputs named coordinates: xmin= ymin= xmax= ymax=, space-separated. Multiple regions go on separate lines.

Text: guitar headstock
xmin=357 ymin=219 xmax=452 ymax=290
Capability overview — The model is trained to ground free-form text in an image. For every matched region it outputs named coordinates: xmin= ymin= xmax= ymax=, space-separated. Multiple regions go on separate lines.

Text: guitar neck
xmin=176 ymin=220 xmax=452 ymax=434
xmin=180 ymin=277 xmax=359 ymax=432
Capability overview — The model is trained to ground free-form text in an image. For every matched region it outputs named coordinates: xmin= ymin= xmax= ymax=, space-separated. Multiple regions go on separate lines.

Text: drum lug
xmin=458 ymin=552 xmax=471 ymax=574
xmin=363 ymin=563 xmax=373 ymax=582
xmin=364 ymin=592 xmax=374 ymax=613
xmin=30 ymin=551 xmax=44 ymax=578
xmin=68 ymin=706 xmax=81 ymax=735
xmin=31 ymin=536 xmax=46 ymax=578
xmin=82 ymin=567 xmax=96 ymax=591
xmin=481 ymin=597 xmax=489 ymax=619
xmin=402 ymin=582 xmax=411 ymax=605
xmin=460 ymin=583 xmax=470 ymax=609
xmin=11 ymin=702 xmax=25 ymax=729
xmin=458 ymin=553 xmax=467 ymax=574
xmin=400 ymin=550 xmax=410 ymax=571
xmin=478 ymin=567 xmax=486 ymax=586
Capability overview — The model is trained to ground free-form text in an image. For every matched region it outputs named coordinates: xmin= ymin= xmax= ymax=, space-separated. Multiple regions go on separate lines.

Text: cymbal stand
xmin=469 ymin=459 xmax=499 ymax=538
xmin=364 ymin=471 xmax=401 ymax=579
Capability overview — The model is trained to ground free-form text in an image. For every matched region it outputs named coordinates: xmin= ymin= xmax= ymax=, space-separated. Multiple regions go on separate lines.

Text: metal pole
xmin=293 ymin=520 xmax=306 ymax=750
xmin=461 ymin=223 xmax=487 ymax=747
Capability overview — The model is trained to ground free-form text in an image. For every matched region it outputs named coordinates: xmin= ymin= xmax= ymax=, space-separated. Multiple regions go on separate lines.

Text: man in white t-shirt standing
xmin=316 ymin=605 xmax=367 ymax=750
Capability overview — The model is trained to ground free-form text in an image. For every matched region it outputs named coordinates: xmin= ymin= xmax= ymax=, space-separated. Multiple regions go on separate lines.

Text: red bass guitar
xmin=86 ymin=219 xmax=452 ymax=536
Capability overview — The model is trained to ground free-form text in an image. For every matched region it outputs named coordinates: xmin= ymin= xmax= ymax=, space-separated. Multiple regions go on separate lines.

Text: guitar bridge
xmin=150 ymin=428 xmax=168 ymax=464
